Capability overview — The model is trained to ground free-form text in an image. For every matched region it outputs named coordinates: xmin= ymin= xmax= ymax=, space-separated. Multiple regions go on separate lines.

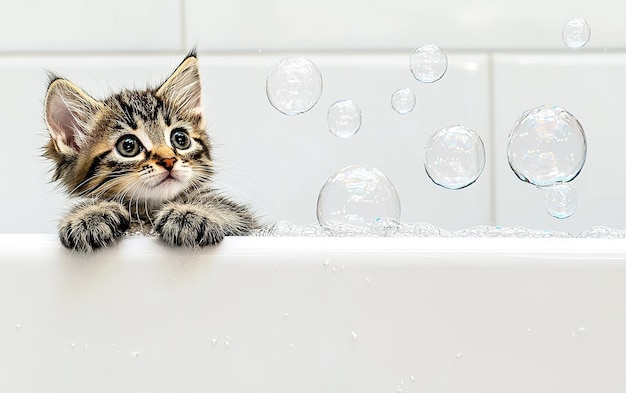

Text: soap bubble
xmin=507 ymin=105 xmax=587 ymax=187
xmin=544 ymin=184 xmax=577 ymax=219
xmin=391 ymin=88 xmax=416 ymax=114
xmin=317 ymin=165 xmax=401 ymax=232
xmin=266 ymin=56 xmax=323 ymax=115
xmin=562 ymin=18 xmax=591 ymax=49
xmin=409 ymin=44 xmax=448 ymax=83
xmin=423 ymin=125 xmax=486 ymax=190
xmin=328 ymin=99 xmax=361 ymax=138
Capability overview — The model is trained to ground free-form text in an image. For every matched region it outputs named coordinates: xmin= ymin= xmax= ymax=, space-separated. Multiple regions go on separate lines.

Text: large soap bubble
xmin=562 ymin=17 xmax=591 ymax=49
xmin=423 ymin=125 xmax=486 ymax=190
xmin=507 ymin=105 xmax=587 ymax=187
xmin=317 ymin=165 xmax=401 ymax=232
xmin=409 ymin=44 xmax=448 ymax=83
xmin=266 ymin=56 xmax=323 ymax=115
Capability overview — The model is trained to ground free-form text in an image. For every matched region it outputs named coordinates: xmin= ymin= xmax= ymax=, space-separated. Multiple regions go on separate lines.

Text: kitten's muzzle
xmin=156 ymin=157 xmax=178 ymax=171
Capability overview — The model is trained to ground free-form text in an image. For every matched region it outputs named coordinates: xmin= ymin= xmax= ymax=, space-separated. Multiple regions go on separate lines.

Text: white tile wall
xmin=2 ymin=0 xmax=626 ymax=234
xmin=0 ymin=0 xmax=181 ymax=52
xmin=186 ymin=0 xmax=626 ymax=50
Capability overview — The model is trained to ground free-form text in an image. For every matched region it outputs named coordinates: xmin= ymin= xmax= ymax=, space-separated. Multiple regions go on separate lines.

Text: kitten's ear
xmin=44 ymin=78 xmax=102 ymax=154
xmin=156 ymin=53 xmax=202 ymax=113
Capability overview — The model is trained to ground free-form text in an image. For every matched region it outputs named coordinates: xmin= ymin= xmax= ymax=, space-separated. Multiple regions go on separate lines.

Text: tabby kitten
xmin=44 ymin=50 xmax=258 ymax=252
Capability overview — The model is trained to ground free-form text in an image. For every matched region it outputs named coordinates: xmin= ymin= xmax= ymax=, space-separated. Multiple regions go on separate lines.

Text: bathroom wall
xmin=2 ymin=0 xmax=625 ymax=235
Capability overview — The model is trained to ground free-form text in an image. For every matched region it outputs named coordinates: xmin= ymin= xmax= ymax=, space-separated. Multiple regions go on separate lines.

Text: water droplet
xmin=289 ymin=343 xmax=294 ymax=349
xmin=579 ymin=327 xmax=586 ymax=334
xmin=456 ymin=352 xmax=462 ymax=359
xmin=132 ymin=351 xmax=140 ymax=357
xmin=323 ymin=260 xmax=330 ymax=267
xmin=83 ymin=344 xmax=88 ymax=349
xmin=266 ymin=56 xmax=323 ymax=115
xmin=410 ymin=44 xmax=448 ymax=83
xmin=571 ymin=332 xmax=576 ymax=340
xmin=366 ymin=277 xmax=371 ymax=284
xmin=544 ymin=184 xmax=577 ymax=219
xmin=327 ymin=99 xmax=362 ymax=138
xmin=211 ymin=338 xmax=217 ymax=345
xmin=410 ymin=376 xmax=415 ymax=382
xmin=284 ymin=312 xmax=289 ymax=318
xmin=15 ymin=324 xmax=21 ymax=330
xmin=508 ymin=105 xmax=586 ymax=187
xmin=351 ymin=331 xmax=358 ymax=341
xmin=562 ymin=17 xmax=591 ymax=49
xmin=332 ymin=266 xmax=337 ymax=273
xmin=527 ymin=328 xmax=532 ymax=333
xmin=424 ymin=125 xmax=486 ymax=189
xmin=317 ymin=165 xmax=401 ymax=233
xmin=70 ymin=342 xmax=76 ymax=349
xmin=224 ymin=336 xmax=231 ymax=347
xmin=391 ymin=88 xmax=416 ymax=114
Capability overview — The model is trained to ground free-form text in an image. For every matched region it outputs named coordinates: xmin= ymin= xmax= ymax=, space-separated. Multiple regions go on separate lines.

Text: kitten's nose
xmin=157 ymin=157 xmax=177 ymax=171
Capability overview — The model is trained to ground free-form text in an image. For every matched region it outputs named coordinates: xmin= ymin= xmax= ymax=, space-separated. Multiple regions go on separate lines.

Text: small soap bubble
xmin=544 ymin=184 xmax=577 ymax=219
xmin=579 ymin=327 xmax=586 ymax=334
xmin=424 ymin=125 xmax=486 ymax=190
xmin=410 ymin=44 xmax=448 ymax=83
xmin=266 ymin=56 xmax=323 ymax=115
xmin=562 ymin=17 xmax=591 ymax=49
xmin=508 ymin=105 xmax=587 ymax=187
xmin=328 ymin=99 xmax=361 ymax=138
xmin=317 ymin=165 xmax=401 ymax=233
xmin=132 ymin=351 xmax=140 ymax=358
xmin=391 ymin=88 xmax=416 ymax=114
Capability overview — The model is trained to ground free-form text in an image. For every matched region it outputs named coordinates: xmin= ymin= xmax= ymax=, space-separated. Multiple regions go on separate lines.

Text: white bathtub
xmin=1 ymin=234 xmax=626 ymax=392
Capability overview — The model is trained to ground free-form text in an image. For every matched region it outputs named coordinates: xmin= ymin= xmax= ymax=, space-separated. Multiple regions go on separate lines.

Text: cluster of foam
xmin=251 ymin=221 xmax=626 ymax=239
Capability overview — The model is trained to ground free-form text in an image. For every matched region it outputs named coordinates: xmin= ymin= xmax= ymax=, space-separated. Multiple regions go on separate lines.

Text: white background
xmin=2 ymin=0 xmax=626 ymax=235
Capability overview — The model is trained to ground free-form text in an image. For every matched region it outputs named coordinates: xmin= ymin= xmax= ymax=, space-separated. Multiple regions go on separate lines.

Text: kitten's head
xmin=44 ymin=51 xmax=213 ymax=203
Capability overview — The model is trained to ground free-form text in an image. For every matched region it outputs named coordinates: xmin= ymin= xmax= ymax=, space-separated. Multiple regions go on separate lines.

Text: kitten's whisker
xmin=68 ymin=169 xmax=134 ymax=196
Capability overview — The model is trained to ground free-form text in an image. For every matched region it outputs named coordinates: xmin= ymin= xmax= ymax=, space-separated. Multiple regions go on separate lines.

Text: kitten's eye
xmin=171 ymin=128 xmax=191 ymax=150
xmin=115 ymin=135 xmax=143 ymax=157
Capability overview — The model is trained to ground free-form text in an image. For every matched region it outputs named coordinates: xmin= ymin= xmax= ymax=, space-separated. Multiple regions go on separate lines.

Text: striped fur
xmin=44 ymin=51 xmax=258 ymax=252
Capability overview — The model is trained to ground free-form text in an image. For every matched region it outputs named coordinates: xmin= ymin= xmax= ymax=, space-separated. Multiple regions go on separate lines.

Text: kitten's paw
xmin=154 ymin=204 xmax=225 ymax=247
xmin=59 ymin=201 xmax=130 ymax=253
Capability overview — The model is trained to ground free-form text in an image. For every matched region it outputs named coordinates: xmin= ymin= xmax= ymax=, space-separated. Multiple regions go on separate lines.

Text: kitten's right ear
xmin=44 ymin=77 xmax=102 ymax=154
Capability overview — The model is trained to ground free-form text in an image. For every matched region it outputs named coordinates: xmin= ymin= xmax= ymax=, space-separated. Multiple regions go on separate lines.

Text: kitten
xmin=44 ymin=50 xmax=258 ymax=252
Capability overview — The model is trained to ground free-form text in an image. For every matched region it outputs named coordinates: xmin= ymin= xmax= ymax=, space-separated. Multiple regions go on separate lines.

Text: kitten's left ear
xmin=156 ymin=52 xmax=202 ymax=113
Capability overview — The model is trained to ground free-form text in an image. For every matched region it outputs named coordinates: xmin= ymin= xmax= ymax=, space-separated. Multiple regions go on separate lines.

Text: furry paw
xmin=154 ymin=204 xmax=226 ymax=247
xmin=59 ymin=201 xmax=130 ymax=253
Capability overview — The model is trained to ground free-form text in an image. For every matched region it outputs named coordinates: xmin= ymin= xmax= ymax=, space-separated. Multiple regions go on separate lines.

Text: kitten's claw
xmin=154 ymin=204 xmax=225 ymax=247
xmin=59 ymin=201 xmax=130 ymax=253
